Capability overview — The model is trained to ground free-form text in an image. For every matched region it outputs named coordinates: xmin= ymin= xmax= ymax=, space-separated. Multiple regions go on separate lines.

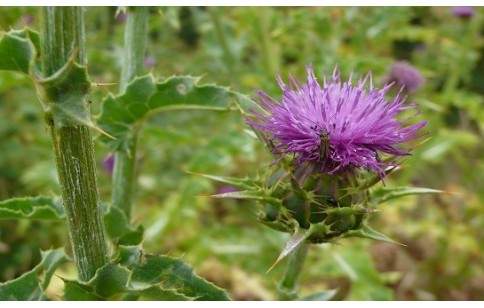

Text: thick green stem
xmin=50 ymin=126 xmax=108 ymax=281
xmin=277 ymin=242 xmax=309 ymax=300
xmin=112 ymin=7 xmax=149 ymax=219
xmin=41 ymin=7 xmax=108 ymax=281
xmin=41 ymin=7 xmax=86 ymax=74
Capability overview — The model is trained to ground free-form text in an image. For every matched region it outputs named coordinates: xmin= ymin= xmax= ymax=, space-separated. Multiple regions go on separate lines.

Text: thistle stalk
xmin=277 ymin=242 xmax=308 ymax=300
xmin=111 ymin=7 xmax=149 ymax=219
xmin=40 ymin=7 xmax=108 ymax=281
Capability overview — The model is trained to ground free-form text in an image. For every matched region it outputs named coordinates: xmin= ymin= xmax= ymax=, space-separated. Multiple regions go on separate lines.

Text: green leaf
xmin=188 ymin=172 xmax=257 ymax=191
xmin=0 ymin=269 xmax=44 ymax=300
xmin=104 ymin=206 xmax=144 ymax=245
xmin=61 ymin=253 xmax=222 ymax=301
xmin=211 ymin=190 xmax=280 ymax=206
xmin=116 ymin=246 xmax=142 ymax=269
xmin=92 ymin=264 xmax=129 ymax=298
xmin=98 ymin=74 xmax=255 ymax=151
xmin=62 ymin=280 xmax=103 ymax=300
xmin=370 ymin=186 xmax=444 ymax=206
xmin=0 ymin=248 xmax=69 ymax=300
xmin=0 ymin=29 xmax=36 ymax=73
xmin=39 ymin=248 xmax=70 ymax=290
xmin=62 ymin=264 xmax=132 ymax=300
xmin=35 ymin=57 xmax=92 ymax=128
xmin=130 ymin=254 xmax=231 ymax=300
xmin=342 ymin=224 xmax=403 ymax=245
xmin=131 ymin=285 xmax=190 ymax=301
xmin=298 ymin=289 xmax=338 ymax=301
xmin=0 ymin=196 xmax=65 ymax=220
xmin=8 ymin=28 xmax=41 ymax=52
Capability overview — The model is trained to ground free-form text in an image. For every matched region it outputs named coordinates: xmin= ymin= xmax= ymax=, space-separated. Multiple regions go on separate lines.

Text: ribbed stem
xmin=277 ymin=243 xmax=309 ymax=300
xmin=50 ymin=126 xmax=108 ymax=281
xmin=120 ymin=7 xmax=149 ymax=91
xmin=41 ymin=7 xmax=108 ymax=281
xmin=112 ymin=7 xmax=149 ymax=219
xmin=41 ymin=7 xmax=86 ymax=75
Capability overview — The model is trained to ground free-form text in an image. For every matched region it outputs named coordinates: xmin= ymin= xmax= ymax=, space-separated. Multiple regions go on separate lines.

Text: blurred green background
xmin=0 ymin=7 xmax=483 ymax=300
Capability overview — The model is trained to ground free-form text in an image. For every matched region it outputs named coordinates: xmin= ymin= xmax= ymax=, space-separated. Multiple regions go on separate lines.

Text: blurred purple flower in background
xmin=144 ymin=56 xmax=156 ymax=69
xmin=414 ymin=43 xmax=427 ymax=53
xmin=383 ymin=61 xmax=424 ymax=94
xmin=216 ymin=185 xmax=239 ymax=195
xmin=452 ymin=7 xmax=475 ymax=18
xmin=103 ymin=154 xmax=115 ymax=175
xmin=248 ymin=65 xmax=428 ymax=178
xmin=116 ymin=12 xmax=127 ymax=23
xmin=22 ymin=14 xmax=34 ymax=26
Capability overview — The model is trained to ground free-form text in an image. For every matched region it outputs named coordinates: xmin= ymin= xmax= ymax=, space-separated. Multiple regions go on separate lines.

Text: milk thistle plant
xmin=0 ymin=7 xmax=443 ymax=301
xmin=204 ymin=65 xmax=439 ymax=300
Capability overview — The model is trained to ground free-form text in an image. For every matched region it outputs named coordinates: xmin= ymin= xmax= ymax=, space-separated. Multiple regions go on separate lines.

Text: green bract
xmin=199 ymin=160 xmax=443 ymax=267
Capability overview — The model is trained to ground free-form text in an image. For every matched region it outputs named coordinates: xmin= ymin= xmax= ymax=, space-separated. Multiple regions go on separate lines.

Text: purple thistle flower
xmin=248 ymin=65 xmax=428 ymax=178
xmin=384 ymin=61 xmax=424 ymax=94
xmin=452 ymin=7 xmax=475 ymax=18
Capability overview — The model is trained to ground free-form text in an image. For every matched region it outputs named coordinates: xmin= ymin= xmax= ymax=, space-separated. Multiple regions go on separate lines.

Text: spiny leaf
xmin=62 ymin=263 xmax=187 ymax=300
xmin=35 ymin=56 xmax=92 ymax=128
xmin=62 ymin=280 xmax=103 ymax=300
xmin=0 ymin=29 xmax=36 ymax=73
xmin=0 ymin=196 xmax=65 ymax=220
xmin=130 ymin=254 xmax=231 ymax=301
xmin=370 ymin=186 xmax=444 ymax=206
xmin=211 ymin=190 xmax=281 ymax=206
xmin=98 ymin=74 xmax=255 ymax=151
xmin=0 ymin=248 xmax=69 ymax=300
xmin=97 ymin=75 xmax=156 ymax=151
xmin=104 ymin=206 xmax=144 ymax=245
xmin=342 ymin=224 xmax=404 ymax=245
xmin=116 ymin=245 xmax=142 ymax=269
xmin=39 ymin=248 xmax=70 ymax=290
xmin=187 ymin=171 xmax=258 ymax=190
xmin=8 ymin=28 xmax=41 ymax=52
xmin=0 ymin=269 xmax=44 ymax=300
xmin=61 ymin=253 xmax=224 ymax=301
xmin=91 ymin=264 xmax=130 ymax=298
xmin=130 ymin=285 xmax=191 ymax=301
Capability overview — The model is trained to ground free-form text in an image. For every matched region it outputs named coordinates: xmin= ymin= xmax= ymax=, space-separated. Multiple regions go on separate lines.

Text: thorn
xmin=266 ymin=254 xmax=284 ymax=274
xmin=90 ymin=123 xmax=116 ymax=140
xmin=266 ymin=227 xmax=310 ymax=273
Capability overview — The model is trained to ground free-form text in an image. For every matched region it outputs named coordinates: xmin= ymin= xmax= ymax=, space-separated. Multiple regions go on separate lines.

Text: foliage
xmin=0 ymin=7 xmax=483 ymax=301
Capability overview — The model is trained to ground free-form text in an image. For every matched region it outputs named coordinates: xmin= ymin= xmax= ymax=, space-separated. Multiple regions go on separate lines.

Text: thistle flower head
xmin=452 ymin=6 xmax=475 ymax=18
xmin=248 ymin=65 xmax=427 ymax=178
xmin=384 ymin=61 xmax=424 ymax=94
